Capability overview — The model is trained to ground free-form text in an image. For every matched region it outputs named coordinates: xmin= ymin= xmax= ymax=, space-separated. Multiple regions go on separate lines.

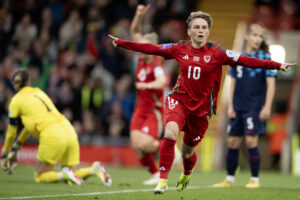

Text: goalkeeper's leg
xmin=74 ymin=162 xmax=112 ymax=186
xmin=34 ymin=160 xmax=83 ymax=185
xmin=34 ymin=160 xmax=58 ymax=183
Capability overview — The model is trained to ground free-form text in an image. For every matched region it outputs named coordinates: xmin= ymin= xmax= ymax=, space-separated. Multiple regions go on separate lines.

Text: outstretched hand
xmin=136 ymin=4 xmax=151 ymax=16
xmin=108 ymin=35 xmax=119 ymax=47
xmin=280 ymin=63 xmax=296 ymax=72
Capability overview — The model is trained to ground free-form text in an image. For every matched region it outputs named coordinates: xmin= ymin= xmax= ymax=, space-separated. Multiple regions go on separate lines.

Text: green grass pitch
xmin=0 ymin=166 xmax=299 ymax=200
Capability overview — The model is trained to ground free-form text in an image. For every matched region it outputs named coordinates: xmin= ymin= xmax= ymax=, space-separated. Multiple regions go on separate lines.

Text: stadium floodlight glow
xmin=269 ymin=45 xmax=286 ymax=63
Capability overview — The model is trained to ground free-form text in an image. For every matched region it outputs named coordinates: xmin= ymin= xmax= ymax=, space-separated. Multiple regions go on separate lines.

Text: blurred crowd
xmin=0 ymin=0 xmax=196 ymax=144
xmin=254 ymin=0 xmax=300 ymax=30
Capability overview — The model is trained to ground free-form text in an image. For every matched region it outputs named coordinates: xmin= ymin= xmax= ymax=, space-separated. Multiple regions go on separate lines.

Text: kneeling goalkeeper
xmin=0 ymin=69 xmax=111 ymax=186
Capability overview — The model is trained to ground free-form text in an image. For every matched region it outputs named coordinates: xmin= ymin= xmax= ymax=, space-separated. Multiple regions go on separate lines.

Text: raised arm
xmin=130 ymin=4 xmax=150 ymax=42
xmin=109 ymin=35 xmax=175 ymax=59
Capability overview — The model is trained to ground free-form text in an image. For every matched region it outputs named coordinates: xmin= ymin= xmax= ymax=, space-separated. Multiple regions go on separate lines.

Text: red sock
xmin=159 ymin=137 xmax=176 ymax=179
xmin=156 ymin=139 xmax=164 ymax=152
xmin=139 ymin=154 xmax=158 ymax=174
xmin=183 ymin=152 xmax=197 ymax=175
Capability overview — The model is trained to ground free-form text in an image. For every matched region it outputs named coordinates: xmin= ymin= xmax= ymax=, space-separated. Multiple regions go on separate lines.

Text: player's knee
xmin=228 ymin=137 xmax=241 ymax=149
xmin=164 ymin=123 xmax=179 ymax=140
xmin=182 ymin=151 xmax=193 ymax=159
xmin=131 ymin=139 xmax=140 ymax=151
xmin=245 ymin=140 xmax=257 ymax=148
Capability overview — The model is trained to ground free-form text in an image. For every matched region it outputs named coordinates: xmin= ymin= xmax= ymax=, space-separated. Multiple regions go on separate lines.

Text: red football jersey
xmin=117 ymin=39 xmax=281 ymax=117
xmin=135 ymin=55 xmax=164 ymax=112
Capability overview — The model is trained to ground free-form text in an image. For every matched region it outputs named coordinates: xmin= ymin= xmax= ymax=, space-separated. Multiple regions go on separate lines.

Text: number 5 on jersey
xmin=187 ymin=65 xmax=201 ymax=80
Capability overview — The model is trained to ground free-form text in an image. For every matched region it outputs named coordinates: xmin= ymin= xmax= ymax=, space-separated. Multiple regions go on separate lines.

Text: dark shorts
xmin=165 ymin=97 xmax=209 ymax=147
xmin=228 ymin=110 xmax=266 ymax=136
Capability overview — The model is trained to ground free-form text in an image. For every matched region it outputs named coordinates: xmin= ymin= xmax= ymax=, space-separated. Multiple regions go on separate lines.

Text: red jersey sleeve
xmin=221 ymin=48 xmax=281 ymax=70
xmin=117 ymin=39 xmax=177 ymax=60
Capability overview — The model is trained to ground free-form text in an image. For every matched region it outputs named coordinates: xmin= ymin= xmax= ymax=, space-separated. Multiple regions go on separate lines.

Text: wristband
xmin=11 ymin=141 xmax=21 ymax=152
xmin=1 ymin=150 xmax=8 ymax=159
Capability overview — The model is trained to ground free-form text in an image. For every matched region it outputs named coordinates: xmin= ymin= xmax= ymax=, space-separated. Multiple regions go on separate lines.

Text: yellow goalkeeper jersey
xmin=8 ymin=86 xmax=67 ymax=138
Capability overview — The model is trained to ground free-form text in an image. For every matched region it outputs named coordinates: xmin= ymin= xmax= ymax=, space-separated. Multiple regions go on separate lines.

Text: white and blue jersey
xmin=228 ymin=50 xmax=277 ymax=136
xmin=229 ymin=50 xmax=277 ymax=112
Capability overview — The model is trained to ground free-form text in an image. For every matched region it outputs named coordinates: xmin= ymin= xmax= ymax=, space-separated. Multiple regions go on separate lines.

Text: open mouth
xmin=198 ymin=35 xmax=204 ymax=39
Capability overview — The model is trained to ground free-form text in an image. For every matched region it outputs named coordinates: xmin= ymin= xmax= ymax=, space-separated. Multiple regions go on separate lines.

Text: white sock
xmin=91 ymin=166 xmax=95 ymax=175
xmin=153 ymin=172 xmax=159 ymax=177
xmin=59 ymin=172 xmax=64 ymax=181
xmin=226 ymin=175 xmax=235 ymax=183
xmin=250 ymin=177 xmax=259 ymax=182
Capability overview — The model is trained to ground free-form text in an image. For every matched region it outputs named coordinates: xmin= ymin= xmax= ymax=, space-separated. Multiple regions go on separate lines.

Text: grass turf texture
xmin=0 ymin=166 xmax=299 ymax=200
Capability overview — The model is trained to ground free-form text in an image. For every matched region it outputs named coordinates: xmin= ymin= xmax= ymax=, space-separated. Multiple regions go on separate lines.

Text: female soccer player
xmin=108 ymin=11 xmax=294 ymax=194
xmin=129 ymin=4 xmax=167 ymax=185
xmin=0 ymin=69 xmax=112 ymax=186
xmin=214 ymin=24 xmax=277 ymax=189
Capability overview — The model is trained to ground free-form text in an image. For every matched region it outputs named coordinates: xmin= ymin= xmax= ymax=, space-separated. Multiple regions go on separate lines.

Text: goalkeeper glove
xmin=0 ymin=150 xmax=9 ymax=173
xmin=6 ymin=141 xmax=21 ymax=174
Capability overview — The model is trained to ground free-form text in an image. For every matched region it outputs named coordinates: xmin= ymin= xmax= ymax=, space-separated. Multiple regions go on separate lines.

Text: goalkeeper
xmin=0 ymin=69 xmax=112 ymax=186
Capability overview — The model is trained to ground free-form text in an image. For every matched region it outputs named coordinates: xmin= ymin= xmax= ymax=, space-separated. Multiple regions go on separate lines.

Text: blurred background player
xmin=129 ymin=4 xmax=167 ymax=185
xmin=0 ymin=69 xmax=112 ymax=186
xmin=109 ymin=11 xmax=294 ymax=194
xmin=214 ymin=24 xmax=277 ymax=189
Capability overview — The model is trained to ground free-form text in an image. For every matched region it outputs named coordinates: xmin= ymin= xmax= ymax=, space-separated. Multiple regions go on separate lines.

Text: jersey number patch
xmin=237 ymin=66 xmax=243 ymax=78
xmin=187 ymin=65 xmax=201 ymax=80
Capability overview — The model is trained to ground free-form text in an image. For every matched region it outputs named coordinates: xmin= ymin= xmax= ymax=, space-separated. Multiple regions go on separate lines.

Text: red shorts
xmin=130 ymin=107 xmax=164 ymax=139
xmin=165 ymin=96 xmax=209 ymax=147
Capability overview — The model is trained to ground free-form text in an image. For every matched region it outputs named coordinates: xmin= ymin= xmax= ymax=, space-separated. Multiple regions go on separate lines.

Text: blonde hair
xmin=186 ymin=11 xmax=213 ymax=29
xmin=143 ymin=32 xmax=158 ymax=44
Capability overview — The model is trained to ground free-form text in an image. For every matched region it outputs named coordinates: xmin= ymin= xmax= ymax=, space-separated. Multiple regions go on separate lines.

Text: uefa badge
xmin=204 ymin=55 xmax=211 ymax=63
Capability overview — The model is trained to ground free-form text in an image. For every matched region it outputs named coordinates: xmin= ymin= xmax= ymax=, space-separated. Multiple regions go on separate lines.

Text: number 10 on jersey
xmin=187 ymin=66 xmax=201 ymax=80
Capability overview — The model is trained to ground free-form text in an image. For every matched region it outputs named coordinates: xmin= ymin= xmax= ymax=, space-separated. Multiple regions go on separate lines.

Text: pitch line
xmin=0 ymin=185 xmax=212 ymax=199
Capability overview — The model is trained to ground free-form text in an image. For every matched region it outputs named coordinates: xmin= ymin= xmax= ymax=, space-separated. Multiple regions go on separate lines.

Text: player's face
xmin=245 ymin=26 xmax=264 ymax=51
xmin=188 ymin=18 xmax=210 ymax=45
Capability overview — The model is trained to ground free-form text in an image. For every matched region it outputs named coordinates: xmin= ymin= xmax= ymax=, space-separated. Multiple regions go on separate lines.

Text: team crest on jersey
xmin=204 ymin=55 xmax=211 ymax=63
xmin=137 ymin=69 xmax=146 ymax=81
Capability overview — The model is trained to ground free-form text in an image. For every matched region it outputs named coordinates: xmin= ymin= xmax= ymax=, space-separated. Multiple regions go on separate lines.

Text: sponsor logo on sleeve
xmin=226 ymin=50 xmax=236 ymax=58
xmin=226 ymin=50 xmax=240 ymax=62
xmin=161 ymin=43 xmax=172 ymax=49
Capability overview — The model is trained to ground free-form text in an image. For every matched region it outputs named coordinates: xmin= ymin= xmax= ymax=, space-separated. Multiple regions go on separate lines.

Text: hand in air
xmin=136 ymin=4 xmax=151 ymax=16
xmin=108 ymin=35 xmax=119 ymax=47
xmin=280 ymin=63 xmax=296 ymax=72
